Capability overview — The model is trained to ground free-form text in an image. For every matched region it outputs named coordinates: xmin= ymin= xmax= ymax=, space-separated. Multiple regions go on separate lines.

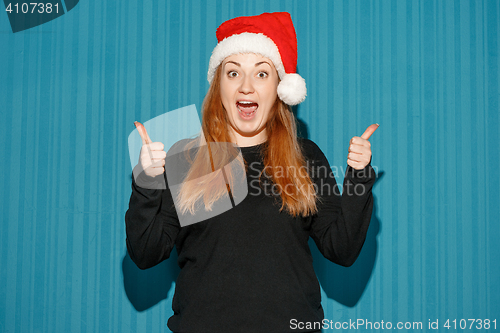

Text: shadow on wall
xmin=312 ymin=173 xmax=383 ymax=307
xmin=122 ymin=249 xmax=180 ymax=311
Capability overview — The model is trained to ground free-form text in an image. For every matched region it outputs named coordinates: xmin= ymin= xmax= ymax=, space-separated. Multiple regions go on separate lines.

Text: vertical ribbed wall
xmin=0 ymin=1 xmax=498 ymax=332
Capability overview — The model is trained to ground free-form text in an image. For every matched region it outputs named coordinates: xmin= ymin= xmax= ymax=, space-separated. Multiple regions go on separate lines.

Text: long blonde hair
xmin=176 ymin=65 xmax=318 ymax=217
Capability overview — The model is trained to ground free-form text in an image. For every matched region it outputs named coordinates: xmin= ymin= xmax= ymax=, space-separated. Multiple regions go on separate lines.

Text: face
xmin=220 ymin=53 xmax=279 ymax=147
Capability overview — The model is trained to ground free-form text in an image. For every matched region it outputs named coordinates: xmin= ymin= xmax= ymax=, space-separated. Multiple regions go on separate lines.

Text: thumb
xmin=134 ymin=121 xmax=152 ymax=145
xmin=360 ymin=123 xmax=379 ymax=140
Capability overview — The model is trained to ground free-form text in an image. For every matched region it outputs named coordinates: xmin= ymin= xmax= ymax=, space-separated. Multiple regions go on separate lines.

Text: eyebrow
xmin=255 ymin=61 xmax=272 ymax=67
xmin=225 ymin=61 xmax=241 ymax=67
xmin=224 ymin=61 xmax=272 ymax=68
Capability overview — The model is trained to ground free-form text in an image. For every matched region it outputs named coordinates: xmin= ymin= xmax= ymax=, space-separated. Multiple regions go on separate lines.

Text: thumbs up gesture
xmin=347 ymin=124 xmax=379 ymax=170
xmin=134 ymin=121 xmax=167 ymax=178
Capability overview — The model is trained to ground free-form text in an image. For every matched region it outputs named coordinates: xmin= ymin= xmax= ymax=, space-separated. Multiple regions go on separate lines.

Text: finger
xmin=348 ymin=153 xmax=370 ymax=164
xmin=139 ymin=152 xmax=166 ymax=168
xmin=150 ymin=162 xmax=165 ymax=172
xmin=140 ymin=145 xmax=165 ymax=162
xmin=145 ymin=166 xmax=165 ymax=177
xmin=151 ymin=159 xmax=166 ymax=167
xmin=143 ymin=160 xmax=165 ymax=176
xmin=360 ymin=123 xmax=380 ymax=140
xmin=350 ymin=137 xmax=371 ymax=147
xmin=348 ymin=152 xmax=363 ymax=162
xmin=134 ymin=121 xmax=152 ymax=145
xmin=148 ymin=150 xmax=166 ymax=160
xmin=349 ymin=144 xmax=370 ymax=154
xmin=148 ymin=142 xmax=165 ymax=151
xmin=347 ymin=159 xmax=366 ymax=171
xmin=347 ymin=159 xmax=360 ymax=169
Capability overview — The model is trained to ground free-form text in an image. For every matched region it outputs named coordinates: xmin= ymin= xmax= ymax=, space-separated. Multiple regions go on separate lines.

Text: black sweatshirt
xmin=125 ymin=138 xmax=375 ymax=333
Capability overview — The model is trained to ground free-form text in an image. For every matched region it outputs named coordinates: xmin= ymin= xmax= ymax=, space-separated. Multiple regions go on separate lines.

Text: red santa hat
xmin=207 ymin=12 xmax=307 ymax=106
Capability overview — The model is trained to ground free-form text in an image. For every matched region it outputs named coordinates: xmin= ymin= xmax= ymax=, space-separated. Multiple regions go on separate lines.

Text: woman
xmin=126 ymin=12 xmax=377 ymax=333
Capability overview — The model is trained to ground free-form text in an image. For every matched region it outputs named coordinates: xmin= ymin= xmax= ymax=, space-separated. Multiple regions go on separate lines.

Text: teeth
xmin=237 ymin=101 xmax=257 ymax=118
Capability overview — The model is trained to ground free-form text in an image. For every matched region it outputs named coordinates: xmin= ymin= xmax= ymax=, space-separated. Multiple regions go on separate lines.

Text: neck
xmin=230 ymin=129 xmax=268 ymax=147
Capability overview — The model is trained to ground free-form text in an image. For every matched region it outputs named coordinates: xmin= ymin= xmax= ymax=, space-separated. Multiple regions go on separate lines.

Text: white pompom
xmin=277 ymin=73 xmax=307 ymax=105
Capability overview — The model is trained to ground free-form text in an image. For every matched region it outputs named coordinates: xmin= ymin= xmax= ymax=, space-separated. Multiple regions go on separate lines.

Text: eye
xmin=257 ymin=71 xmax=268 ymax=78
xmin=227 ymin=70 xmax=239 ymax=78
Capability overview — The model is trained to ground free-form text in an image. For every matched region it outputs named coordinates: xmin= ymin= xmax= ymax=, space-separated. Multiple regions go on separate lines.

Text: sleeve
xmin=307 ymin=142 xmax=376 ymax=267
xmin=124 ymin=167 xmax=181 ymax=270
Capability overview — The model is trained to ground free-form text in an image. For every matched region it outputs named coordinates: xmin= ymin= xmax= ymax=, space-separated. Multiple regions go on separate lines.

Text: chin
xmin=234 ymin=126 xmax=262 ymax=137
xmin=230 ymin=120 xmax=264 ymax=137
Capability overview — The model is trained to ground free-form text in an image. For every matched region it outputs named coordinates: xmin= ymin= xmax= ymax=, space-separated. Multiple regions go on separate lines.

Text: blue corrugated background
xmin=0 ymin=0 xmax=499 ymax=332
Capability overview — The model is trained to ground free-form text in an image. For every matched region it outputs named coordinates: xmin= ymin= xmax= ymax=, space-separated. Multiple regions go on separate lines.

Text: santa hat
xmin=207 ymin=12 xmax=307 ymax=106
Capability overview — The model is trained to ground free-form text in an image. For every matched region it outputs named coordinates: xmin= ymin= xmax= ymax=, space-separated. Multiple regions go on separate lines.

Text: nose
xmin=238 ymin=75 xmax=254 ymax=94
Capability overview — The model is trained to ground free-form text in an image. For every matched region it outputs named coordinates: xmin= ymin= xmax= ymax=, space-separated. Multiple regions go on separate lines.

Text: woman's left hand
xmin=347 ymin=124 xmax=379 ymax=170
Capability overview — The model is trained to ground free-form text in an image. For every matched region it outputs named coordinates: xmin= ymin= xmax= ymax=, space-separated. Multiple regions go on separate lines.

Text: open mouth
xmin=236 ymin=101 xmax=258 ymax=118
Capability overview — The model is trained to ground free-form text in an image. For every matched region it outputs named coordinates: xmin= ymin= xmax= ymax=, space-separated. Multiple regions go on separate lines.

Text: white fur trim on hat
xmin=207 ymin=32 xmax=286 ymax=82
xmin=277 ymin=73 xmax=307 ymax=106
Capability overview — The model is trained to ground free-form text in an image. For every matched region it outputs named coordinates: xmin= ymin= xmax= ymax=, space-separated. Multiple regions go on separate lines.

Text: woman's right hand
xmin=134 ymin=121 xmax=167 ymax=178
